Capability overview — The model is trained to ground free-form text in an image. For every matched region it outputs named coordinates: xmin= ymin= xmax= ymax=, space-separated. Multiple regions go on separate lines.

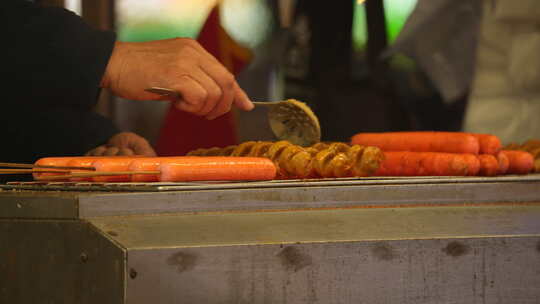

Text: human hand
xmin=101 ymin=38 xmax=254 ymax=120
xmin=85 ymin=132 xmax=156 ymax=156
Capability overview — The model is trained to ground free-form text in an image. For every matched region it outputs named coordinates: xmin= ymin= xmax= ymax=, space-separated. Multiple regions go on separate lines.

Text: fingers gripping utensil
xmin=145 ymin=87 xmax=321 ymax=146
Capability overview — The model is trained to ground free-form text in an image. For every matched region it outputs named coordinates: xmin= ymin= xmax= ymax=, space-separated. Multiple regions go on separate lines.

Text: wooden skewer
xmin=35 ymin=171 xmax=160 ymax=181
xmin=0 ymin=168 xmax=72 ymax=174
xmin=0 ymin=162 xmax=95 ymax=171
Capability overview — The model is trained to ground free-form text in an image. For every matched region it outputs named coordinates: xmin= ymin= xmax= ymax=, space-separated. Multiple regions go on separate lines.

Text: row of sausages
xmin=34 ymin=131 xmax=535 ymax=183
xmin=374 ymin=150 xmax=533 ymax=176
xmin=33 ymin=156 xmax=277 ymax=182
xmin=351 ymin=131 xmax=534 ymax=176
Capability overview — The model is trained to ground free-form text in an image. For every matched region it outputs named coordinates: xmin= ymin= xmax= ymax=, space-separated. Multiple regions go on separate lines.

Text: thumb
xmin=232 ymin=82 xmax=254 ymax=111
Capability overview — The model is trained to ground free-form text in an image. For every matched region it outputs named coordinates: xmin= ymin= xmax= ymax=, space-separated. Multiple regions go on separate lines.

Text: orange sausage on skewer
xmin=90 ymin=158 xmax=138 ymax=182
xmin=375 ymin=151 xmax=480 ymax=176
xmin=478 ymin=154 xmax=499 ymax=176
xmin=127 ymin=158 xmax=161 ymax=182
xmin=34 ymin=156 xmax=77 ymax=168
xmin=127 ymin=157 xmax=196 ymax=182
xmin=469 ymin=133 xmax=502 ymax=155
xmin=45 ymin=156 xmax=277 ymax=182
xmin=70 ymin=156 xmax=146 ymax=182
xmin=66 ymin=156 xmax=115 ymax=182
xmin=500 ymin=150 xmax=534 ymax=174
xmin=159 ymin=156 xmax=277 ymax=182
xmin=101 ymin=156 xmax=277 ymax=182
xmin=496 ymin=151 xmax=509 ymax=175
xmin=32 ymin=156 xmax=99 ymax=179
xmin=351 ymin=131 xmax=480 ymax=154
xmin=462 ymin=154 xmax=481 ymax=176
xmin=32 ymin=156 xmax=146 ymax=180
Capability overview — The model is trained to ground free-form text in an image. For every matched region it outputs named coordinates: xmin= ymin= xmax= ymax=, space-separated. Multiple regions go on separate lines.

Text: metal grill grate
xmin=2 ymin=174 xmax=540 ymax=192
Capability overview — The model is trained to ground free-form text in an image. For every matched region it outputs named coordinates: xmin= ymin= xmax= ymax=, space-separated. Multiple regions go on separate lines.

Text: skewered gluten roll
xmin=187 ymin=141 xmax=384 ymax=179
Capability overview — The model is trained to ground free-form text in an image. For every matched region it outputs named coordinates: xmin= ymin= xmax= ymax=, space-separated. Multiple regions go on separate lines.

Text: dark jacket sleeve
xmin=4 ymin=0 xmax=117 ymax=110
xmin=1 ymin=0 xmax=119 ymax=165
xmin=2 ymin=107 xmax=119 ymax=163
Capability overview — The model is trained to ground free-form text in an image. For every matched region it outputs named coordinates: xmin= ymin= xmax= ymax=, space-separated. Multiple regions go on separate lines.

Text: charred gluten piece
xmin=187 ymin=141 xmax=384 ymax=179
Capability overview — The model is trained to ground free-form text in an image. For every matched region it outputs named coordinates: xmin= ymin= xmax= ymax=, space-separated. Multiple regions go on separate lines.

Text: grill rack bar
xmin=2 ymin=174 xmax=540 ymax=192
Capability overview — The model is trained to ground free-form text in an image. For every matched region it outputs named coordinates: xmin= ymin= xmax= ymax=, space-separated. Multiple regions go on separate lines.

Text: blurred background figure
xmin=384 ymin=0 xmax=481 ymax=133
xmin=388 ymin=0 xmax=540 ymax=144
xmin=280 ymin=0 xmax=416 ymax=141
xmin=463 ymin=0 xmax=540 ymax=144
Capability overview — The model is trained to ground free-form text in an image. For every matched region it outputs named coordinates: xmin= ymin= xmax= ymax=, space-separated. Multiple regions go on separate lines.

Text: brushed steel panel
xmin=0 ymin=219 xmax=125 ymax=304
xmin=79 ymin=181 xmax=540 ymax=217
xmin=0 ymin=191 xmax=78 ymax=219
xmin=88 ymin=204 xmax=540 ymax=249
xmin=125 ymin=237 xmax=540 ymax=304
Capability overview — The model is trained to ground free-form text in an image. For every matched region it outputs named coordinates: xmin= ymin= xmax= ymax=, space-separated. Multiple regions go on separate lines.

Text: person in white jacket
xmin=463 ymin=0 xmax=540 ymax=144
xmin=389 ymin=0 xmax=540 ymax=144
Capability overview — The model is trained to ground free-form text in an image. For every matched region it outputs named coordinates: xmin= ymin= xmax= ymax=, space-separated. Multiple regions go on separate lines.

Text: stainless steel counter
xmin=1 ymin=176 xmax=540 ymax=303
